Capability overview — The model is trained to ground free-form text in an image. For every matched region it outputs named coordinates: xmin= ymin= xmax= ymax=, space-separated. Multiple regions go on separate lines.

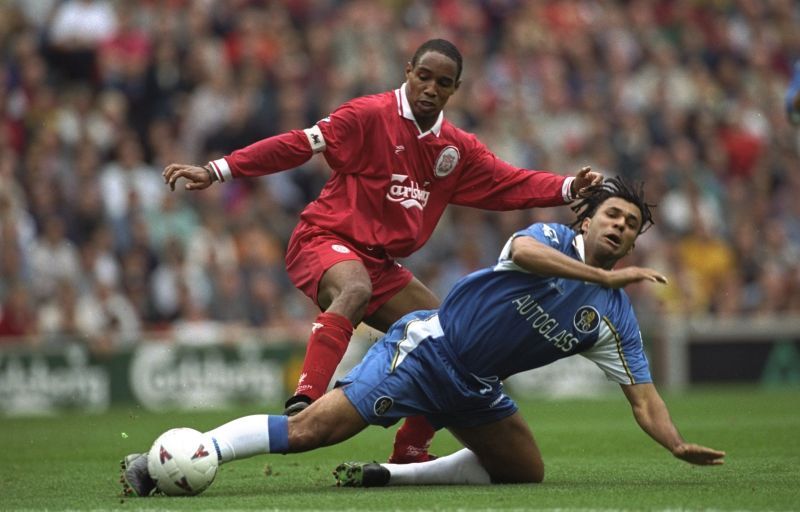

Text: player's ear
xmin=581 ymin=217 xmax=591 ymax=234
xmin=405 ymin=62 xmax=413 ymax=76
xmin=627 ymin=242 xmax=635 ymax=254
xmin=454 ymin=78 xmax=462 ymax=91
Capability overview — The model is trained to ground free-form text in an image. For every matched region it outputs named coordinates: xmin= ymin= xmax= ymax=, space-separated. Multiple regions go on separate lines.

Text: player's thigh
xmin=448 ymin=412 xmax=544 ymax=483
xmin=364 ymin=276 xmax=440 ymax=332
xmin=285 ymin=230 xmax=372 ymax=314
xmin=318 ymin=260 xmax=373 ymax=313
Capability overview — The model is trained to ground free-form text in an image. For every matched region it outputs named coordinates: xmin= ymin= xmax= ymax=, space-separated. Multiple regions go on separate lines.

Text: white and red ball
xmin=147 ymin=428 xmax=218 ymax=496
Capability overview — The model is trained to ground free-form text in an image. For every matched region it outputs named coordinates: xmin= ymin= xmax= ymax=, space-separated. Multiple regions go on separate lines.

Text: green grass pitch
xmin=2 ymin=386 xmax=798 ymax=511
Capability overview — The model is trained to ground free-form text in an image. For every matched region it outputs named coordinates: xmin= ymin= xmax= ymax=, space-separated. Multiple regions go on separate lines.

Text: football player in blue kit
xmin=121 ymin=176 xmax=724 ymax=495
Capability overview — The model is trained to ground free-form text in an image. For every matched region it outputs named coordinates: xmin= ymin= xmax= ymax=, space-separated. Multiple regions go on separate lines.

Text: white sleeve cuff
xmin=562 ymin=176 xmax=575 ymax=202
xmin=209 ymin=158 xmax=232 ymax=183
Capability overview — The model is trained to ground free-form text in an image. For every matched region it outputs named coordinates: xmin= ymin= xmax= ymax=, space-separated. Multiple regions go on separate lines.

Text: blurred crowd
xmin=1 ymin=0 xmax=799 ymax=352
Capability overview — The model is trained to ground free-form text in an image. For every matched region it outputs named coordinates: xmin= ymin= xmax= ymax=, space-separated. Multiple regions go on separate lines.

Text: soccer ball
xmin=147 ymin=428 xmax=218 ymax=496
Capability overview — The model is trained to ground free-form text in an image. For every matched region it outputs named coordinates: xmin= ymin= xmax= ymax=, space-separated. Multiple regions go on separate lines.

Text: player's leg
xmin=335 ymin=412 xmax=543 ymax=486
xmin=363 ymin=276 xmax=440 ymax=332
xmin=316 ymin=260 xmax=373 ymax=322
xmin=364 ymin=276 xmax=442 ymax=464
xmin=448 ymin=411 xmax=544 ymax=483
xmin=336 ymin=448 xmax=489 ymax=486
xmin=287 ymin=387 xmax=368 ymax=451
xmin=122 ymin=309 xmax=404 ymax=498
xmin=209 ymin=388 xmax=368 ymax=462
xmin=284 ymin=232 xmax=374 ymax=413
xmin=121 ymin=389 xmax=367 ymax=497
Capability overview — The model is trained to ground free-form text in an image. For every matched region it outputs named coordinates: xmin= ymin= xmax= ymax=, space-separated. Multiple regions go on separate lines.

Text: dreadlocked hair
xmin=569 ymin=176 xmax=655 ymax=234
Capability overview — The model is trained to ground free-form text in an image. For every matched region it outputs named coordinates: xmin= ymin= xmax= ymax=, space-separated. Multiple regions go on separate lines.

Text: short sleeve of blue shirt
xmin=498 ymin=223 xmax=576 ymax=264
xmin=580 ymin=296 xmax=652 ymax=385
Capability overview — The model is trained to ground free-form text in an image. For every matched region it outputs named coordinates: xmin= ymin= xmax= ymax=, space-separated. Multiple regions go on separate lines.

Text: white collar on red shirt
xmin=396 ymin=82 xmax=444 ymax=138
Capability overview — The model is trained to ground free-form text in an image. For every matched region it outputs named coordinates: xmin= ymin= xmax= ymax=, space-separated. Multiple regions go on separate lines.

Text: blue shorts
xmin=337 ymin=310 xmax=518 ymax=430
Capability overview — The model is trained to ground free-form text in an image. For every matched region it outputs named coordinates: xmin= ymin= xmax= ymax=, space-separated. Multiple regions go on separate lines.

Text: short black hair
xmin=570 ymin=176 xmax=655 ymax=234
xmin=410 ymin=38 xmax=463 ymax=81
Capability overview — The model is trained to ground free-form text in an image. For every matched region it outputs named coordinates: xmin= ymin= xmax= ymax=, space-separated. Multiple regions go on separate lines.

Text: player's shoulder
xmin=323 ymin=91 xmax=396 ymax=130
xmin=503 ymin=223 xmax=575 ymax=258
xmin=439 ymin=120 xmax=486 ymax=151
xmin=519 ymin=222 xmax=575 ymax=242
xmin=338 ymin=90 xmax=396 ymax=115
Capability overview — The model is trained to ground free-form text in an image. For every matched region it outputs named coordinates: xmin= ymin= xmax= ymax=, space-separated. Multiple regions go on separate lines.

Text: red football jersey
xmin=210 ymin=84 xmax=574 ymax=258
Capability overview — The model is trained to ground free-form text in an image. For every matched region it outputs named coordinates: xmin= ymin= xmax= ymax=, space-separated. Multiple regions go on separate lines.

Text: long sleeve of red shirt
xmin=208 ymin=130 xmax=313 ymax=182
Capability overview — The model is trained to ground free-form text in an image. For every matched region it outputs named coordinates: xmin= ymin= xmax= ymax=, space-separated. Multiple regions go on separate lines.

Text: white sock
xmin=204 ymin=414 xmax=289 ymax=463
xmin=383 ymin=448 xmax=491 ymax=485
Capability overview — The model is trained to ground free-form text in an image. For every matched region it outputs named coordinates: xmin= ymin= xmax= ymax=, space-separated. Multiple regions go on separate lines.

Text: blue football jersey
xmin=437 ymin=222 xmax=651 ymax=385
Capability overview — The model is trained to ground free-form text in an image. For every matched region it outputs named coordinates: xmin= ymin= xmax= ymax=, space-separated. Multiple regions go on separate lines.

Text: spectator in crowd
xmin=0 ymin=283 xmax=36 ymax=342
xmin=74 ymin=279 xmax=141 ymax=351
xmin=45 ymin=0 xmax=117 ymax=83
xmin=29 ymin=215 xmax=81 ymax=300
xmin=786 ymin=60 xmax=800 ymax=125
xmin=37 ymin=279 xmax=81 ymax=344
xmin=99 ymin=132 xmax=164 ymax=244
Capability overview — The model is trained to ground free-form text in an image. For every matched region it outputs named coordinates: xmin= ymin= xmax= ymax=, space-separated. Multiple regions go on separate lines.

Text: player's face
xmin=581 ymin=197 xmax=642 ymax=268
xmin=404 ymin=51 xmax=461 ymax=129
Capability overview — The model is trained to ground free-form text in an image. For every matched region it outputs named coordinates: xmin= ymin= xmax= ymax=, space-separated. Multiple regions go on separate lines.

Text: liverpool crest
xmin=434 ymin=146 xmax=460 ymax=177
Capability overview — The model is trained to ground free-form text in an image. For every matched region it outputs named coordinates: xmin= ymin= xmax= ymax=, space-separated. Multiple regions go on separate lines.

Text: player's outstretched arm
xmin=671 ymin=443 xmax=727 ymax=465
xmin=603 ymin=266 xmax=668 ymax=288
xmin=621 ymin=383 xmax=725 ymax=466
xmin=511 ymin=237 xmax=667 ymax=288
xmin=163 ymin=163 xmax=215 ymax=191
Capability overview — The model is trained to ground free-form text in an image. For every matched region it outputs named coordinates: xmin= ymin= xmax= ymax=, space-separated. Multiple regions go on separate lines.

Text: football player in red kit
xmin=162 ymin=38 xmax=603 ymax=464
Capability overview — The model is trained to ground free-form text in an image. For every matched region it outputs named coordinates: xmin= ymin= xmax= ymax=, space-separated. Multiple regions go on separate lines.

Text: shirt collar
xmin=395 ymin=82 xmax=443 ymax=138
xmin=572 ymin=234 xmax=587 ymax=262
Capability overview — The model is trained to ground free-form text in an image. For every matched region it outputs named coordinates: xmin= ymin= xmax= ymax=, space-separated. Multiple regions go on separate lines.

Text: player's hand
xmin=602 ymin=266 xmax=668 ymax=288
xmin=163 ymin=163 xmax=213 ymax=191
xmin=672 ymin=443 xmax=726 ymax=466
xmin=571 ymin=166 xmax=604 ymax=198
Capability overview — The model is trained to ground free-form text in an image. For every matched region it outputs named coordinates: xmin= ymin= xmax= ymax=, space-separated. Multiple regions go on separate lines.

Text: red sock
xmin=293 ymin=312 xmax=353 ymax=402
xmin=389 ymin=415 xmax=437 ymax=463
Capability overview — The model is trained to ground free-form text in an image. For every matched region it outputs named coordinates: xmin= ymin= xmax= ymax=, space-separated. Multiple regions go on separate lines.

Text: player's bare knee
xmin=339 ymin=281 xmax=372 ymax=312
xmin=287 ymin=418 xmax=325 ymax=452
xmin=346 ymin=279 xmax=373 ymax=301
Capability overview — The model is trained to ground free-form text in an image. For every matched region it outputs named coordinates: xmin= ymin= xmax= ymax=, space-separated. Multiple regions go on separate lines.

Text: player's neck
xmin=415 ymin=114 xmax=437 ymax=133
xmin=585 ymin=251 xmax=617 ymax=271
